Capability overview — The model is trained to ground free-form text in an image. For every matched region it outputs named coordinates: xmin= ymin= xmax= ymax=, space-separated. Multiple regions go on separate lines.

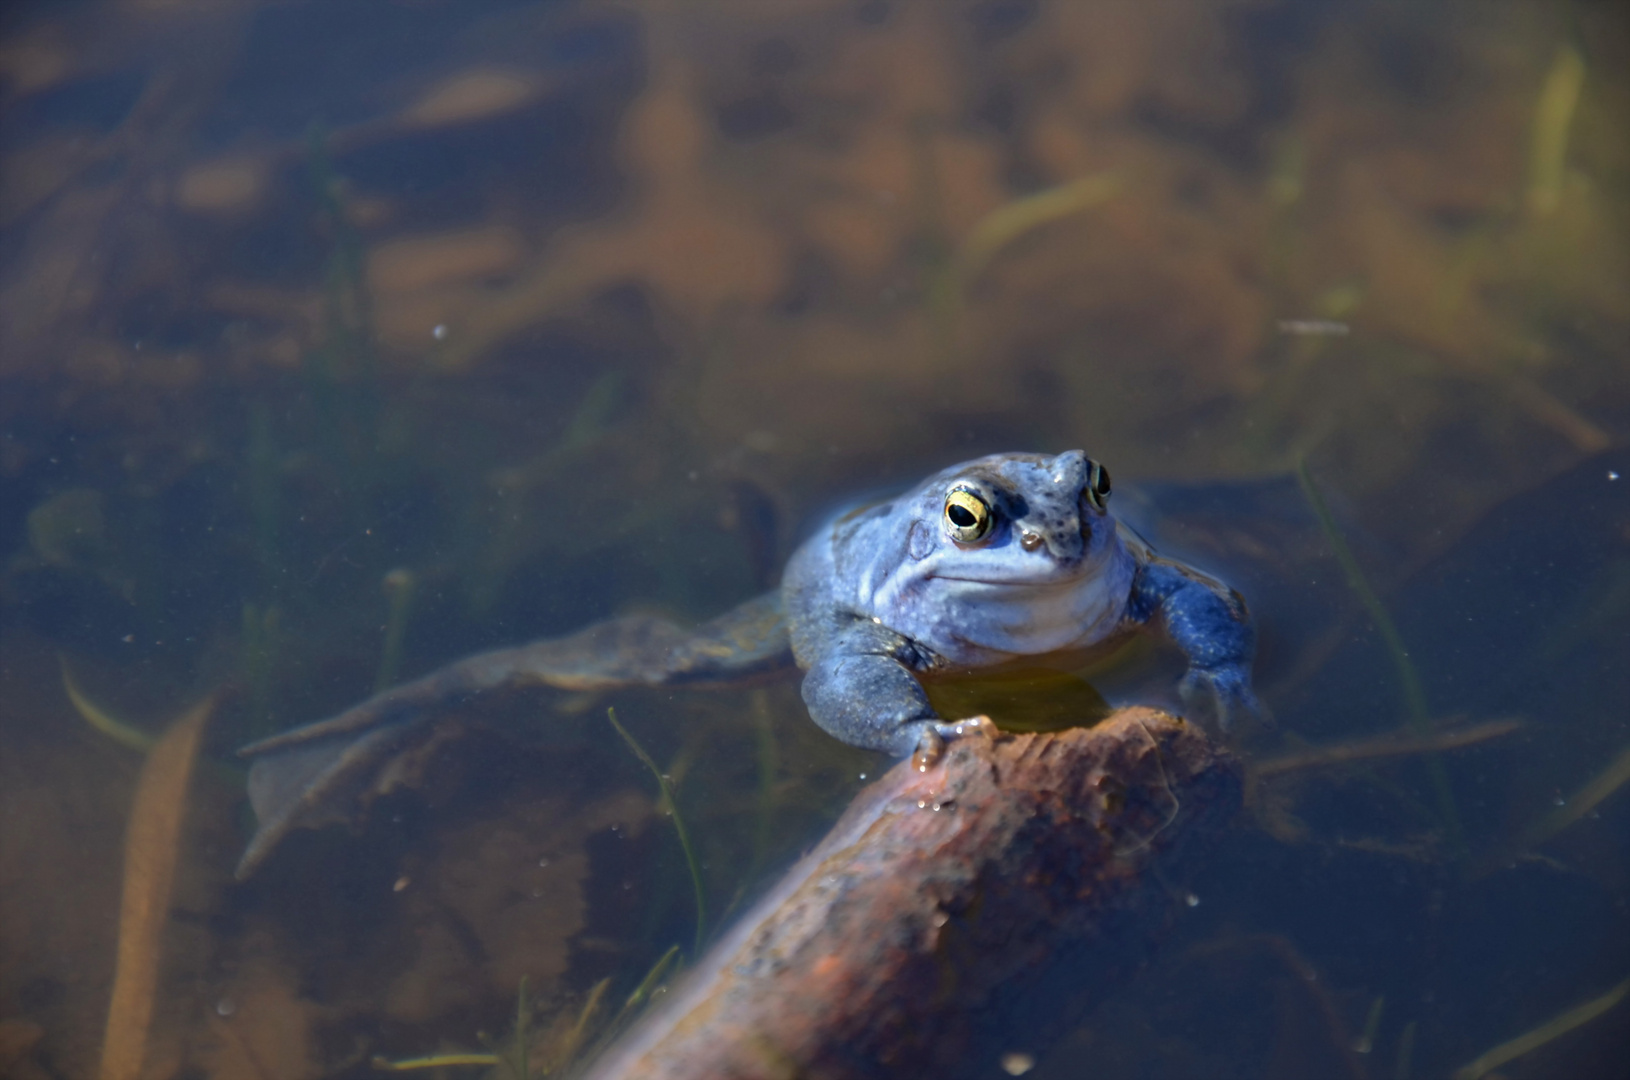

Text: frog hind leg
xmin=1127 ymin=558 xmax=1261 ymax=732
xmin=235 ymin=591 xmax=792 ymax=878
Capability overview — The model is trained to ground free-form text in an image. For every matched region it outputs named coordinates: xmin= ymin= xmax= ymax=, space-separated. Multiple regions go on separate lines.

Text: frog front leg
xmin=1127 ymin=558 xmax=1260 ymax=731
xmin=800 ymin=619 xmax=989 ymax=762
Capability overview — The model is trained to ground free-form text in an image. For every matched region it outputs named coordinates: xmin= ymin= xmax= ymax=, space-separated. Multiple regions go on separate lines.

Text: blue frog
xmin=236 ymin=450 xmax=1256 ymax=877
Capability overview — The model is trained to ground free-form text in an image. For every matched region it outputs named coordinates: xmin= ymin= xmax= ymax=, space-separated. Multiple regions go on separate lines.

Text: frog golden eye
xmin=1084 ymin=461 xmax=1112 ymax=511
xmin=943 ymin=488 xmax=993 ymax=543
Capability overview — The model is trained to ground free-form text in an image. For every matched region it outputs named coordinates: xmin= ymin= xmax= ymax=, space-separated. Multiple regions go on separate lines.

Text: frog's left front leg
xmin=1128 ymin=558 xmax=1260 ymax=731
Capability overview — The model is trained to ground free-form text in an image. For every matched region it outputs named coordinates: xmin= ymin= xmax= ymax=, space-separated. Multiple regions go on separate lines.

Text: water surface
xmin=1 ymin=2 xmax=1625 ymax=1077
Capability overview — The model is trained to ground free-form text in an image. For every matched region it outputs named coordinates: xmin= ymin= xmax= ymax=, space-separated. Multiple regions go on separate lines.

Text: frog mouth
xmin=932 ymin=566 xmax=1089 ymax=588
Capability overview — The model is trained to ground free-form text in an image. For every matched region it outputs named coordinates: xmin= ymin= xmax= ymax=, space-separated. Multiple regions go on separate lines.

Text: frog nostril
xmin=1021 ymin=531 xmax=1043 ymax=552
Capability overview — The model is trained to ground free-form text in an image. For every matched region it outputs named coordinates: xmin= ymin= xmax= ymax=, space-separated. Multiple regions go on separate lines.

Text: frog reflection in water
xmin=236 ymin=451 xmax=1257 ymax=877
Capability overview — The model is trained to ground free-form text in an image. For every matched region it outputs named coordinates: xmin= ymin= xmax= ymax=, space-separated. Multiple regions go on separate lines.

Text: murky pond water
xmin=1 ymin=1 xmax=1625 ymax=1077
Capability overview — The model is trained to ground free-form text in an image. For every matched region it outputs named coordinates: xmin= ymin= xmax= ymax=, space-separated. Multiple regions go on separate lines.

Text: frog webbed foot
xmin=1178 ymin=662 xmax=1265 ymax=734
xmin=237 ymin=704 xmax=465 ymax=879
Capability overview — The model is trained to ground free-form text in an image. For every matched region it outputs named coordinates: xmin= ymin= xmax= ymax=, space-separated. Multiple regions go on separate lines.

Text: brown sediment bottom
xmin=584 ymin=707 xmax=1241 ymax=1080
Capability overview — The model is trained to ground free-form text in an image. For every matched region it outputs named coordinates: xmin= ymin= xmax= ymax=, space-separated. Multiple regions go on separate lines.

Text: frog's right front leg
xmin=799 ymin=619 xmax=986 ymax=763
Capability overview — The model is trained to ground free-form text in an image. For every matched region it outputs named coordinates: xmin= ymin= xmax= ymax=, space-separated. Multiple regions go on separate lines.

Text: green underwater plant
xmin=1296 ymin=458 xmax=1466 ymax=855
xmin=608 ymin=707 xmax=707 ymax=958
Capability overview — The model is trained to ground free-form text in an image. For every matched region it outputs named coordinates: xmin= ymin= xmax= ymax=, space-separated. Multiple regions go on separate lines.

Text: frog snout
xmin=1015 ymin=521 xmax=1084 ymax=564
xmin=1047 ymin=449 xmax=1091 ymax=486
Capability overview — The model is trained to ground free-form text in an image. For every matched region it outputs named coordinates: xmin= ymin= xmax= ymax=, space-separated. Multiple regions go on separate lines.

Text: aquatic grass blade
xmin=1296 ymin=458 xmax=1466 ymax=855
xmin=98 ymin=695 xmax=215 ymax=1080
xmin=618 ymin=943 xmax=681 ymax=1022
xmin=554 ymin=976 xmax=612 ymax=1069
xmin=370 ymin=1052 xmax=501 ymax=1071
xmin=1470 ymin=741 xmax=1630 ymax=878
xmin=952 ymin=171 xmax=1122 ymax=283
xmin=1528 ymin=44 xmax=1586 ymax=217
xmin=510 ymin=975 xmax=530 ymax=1080
xmin=1453 ymin=975 xmax=1629 ymax=1079
xmin=375 ymin=568 xmax=418 ymax=693
xmin=1518 ymin=741 xmax=1630 ymax=849
xmin=1250 ymin=718 xmax=1523 ymax=784
xmin=573 ymin=945 xmax=683 ymax=1073
xmin=60 ymin=656 xmax=157 ymax=753
xmin=607 ymin=709 xmax=706 ymax=956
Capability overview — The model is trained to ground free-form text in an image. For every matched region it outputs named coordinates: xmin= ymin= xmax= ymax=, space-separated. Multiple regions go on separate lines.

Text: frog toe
xmin=933 ymin=715 xmax=1000 ymax=742
xmin=1178 ymin=665 xmax=1264 ymax=734
xmin=907 ymin=715 xmax=1003 ymax=771
xmin=910 ymin=726 xmax=947 ymax=772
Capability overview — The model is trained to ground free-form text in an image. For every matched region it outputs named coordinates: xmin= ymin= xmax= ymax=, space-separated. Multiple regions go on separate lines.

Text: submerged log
xmin=583 ymin=707 xmax=1241 ymax=1080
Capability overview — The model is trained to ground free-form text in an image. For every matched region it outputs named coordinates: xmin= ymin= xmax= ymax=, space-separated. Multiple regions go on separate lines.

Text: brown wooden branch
xmin=582 ymin=707 xmax=1240 ymax=1080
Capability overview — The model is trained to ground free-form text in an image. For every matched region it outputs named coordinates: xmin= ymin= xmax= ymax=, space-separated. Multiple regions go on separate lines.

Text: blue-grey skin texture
xmin=234 ymin=449 xmax=1256 ymax=877
xmin=784 ymin=450 xmax=1257 ymax=757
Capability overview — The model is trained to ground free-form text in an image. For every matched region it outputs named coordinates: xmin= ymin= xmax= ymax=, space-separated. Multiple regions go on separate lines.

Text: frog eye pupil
xmin=944 ymin=490 xmax=993 ymax=542
xmin=1085 ymin=461 xmax=1113 ymax=509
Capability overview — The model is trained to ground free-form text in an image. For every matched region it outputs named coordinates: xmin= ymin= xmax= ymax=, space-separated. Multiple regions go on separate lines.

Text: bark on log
xmin=583 ymin=707 xmax=1241 ymax=1080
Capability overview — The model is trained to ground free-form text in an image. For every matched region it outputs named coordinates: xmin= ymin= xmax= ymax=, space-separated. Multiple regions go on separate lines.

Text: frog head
xmin=903 ymin=450 xmax=1116 ymax=574
xmin=872 ymin=450 xmax=1136 ymax=660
